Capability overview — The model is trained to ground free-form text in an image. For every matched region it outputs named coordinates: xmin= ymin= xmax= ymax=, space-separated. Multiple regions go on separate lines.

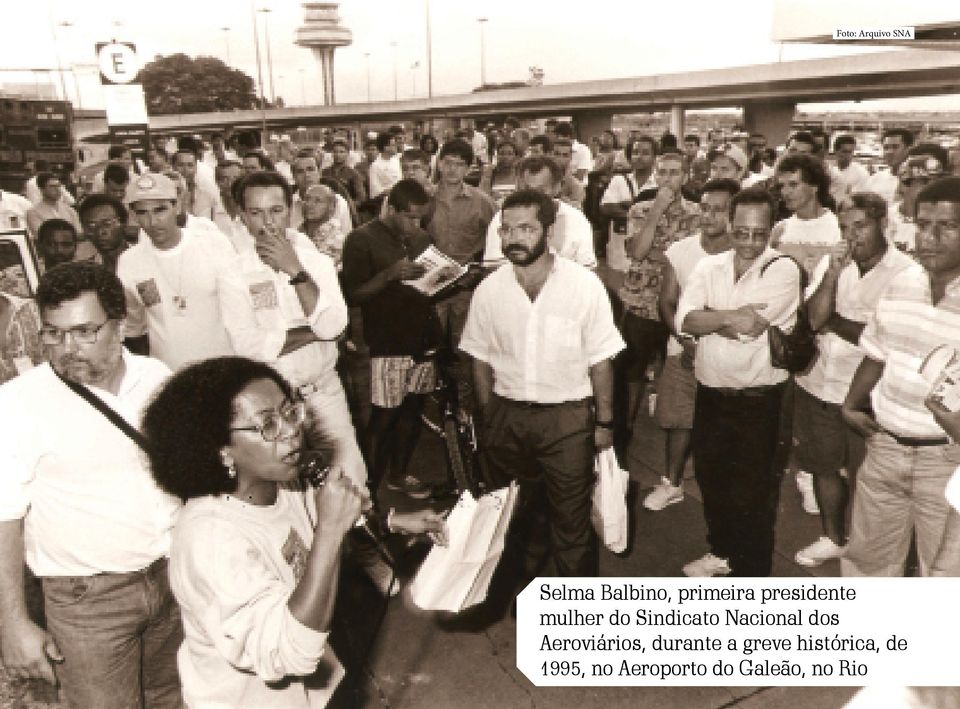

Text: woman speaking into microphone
xmin=142 ymin=356 xmax=442 ymax=708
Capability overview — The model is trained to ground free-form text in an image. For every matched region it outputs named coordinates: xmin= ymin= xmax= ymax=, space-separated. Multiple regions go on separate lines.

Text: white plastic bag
xmin=591 ymin=448 xmax=629 ymax=553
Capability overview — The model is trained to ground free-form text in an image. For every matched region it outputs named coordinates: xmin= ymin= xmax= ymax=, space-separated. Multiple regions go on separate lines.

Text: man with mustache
xmin=842 ymin=177 xmax=960 ymax=577
xmin=0 ymin=262 xmax=183 ymax=708
xmin=792 ymin=192 xmax=913 ymax=568
xmin=459 ymin=189 xmax=623 ymax=612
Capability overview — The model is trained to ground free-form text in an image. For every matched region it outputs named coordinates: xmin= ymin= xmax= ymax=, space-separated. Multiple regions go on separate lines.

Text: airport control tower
xmin=295 ymin=2 xmax=352 ymax=106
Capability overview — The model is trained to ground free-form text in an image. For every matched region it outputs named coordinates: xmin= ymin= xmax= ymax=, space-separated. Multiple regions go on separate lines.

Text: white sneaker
xmin=795 ymin=470 xmax=820 ymax=515
xmin=643 ymin=477 xmax=683 ymax=511
xmin=682 ymin=552 xmax=731 ymax=577
xmin=795 ymin=536 xmax=846 ymax=567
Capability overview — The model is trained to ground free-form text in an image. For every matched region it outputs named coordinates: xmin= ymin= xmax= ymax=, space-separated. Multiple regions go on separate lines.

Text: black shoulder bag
xmin=52 ymin=369 xmax=150 ymax=450
xmin=760 ymin=254 xmax=817 ymax=374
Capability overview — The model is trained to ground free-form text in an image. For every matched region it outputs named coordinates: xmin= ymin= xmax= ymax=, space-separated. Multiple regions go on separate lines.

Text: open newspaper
xmin=402 ymin=245 xmax=468 ymax=297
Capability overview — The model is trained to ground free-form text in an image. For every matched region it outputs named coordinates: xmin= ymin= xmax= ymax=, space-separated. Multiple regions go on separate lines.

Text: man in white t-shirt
xmin=483 ymin=155 xmax=597 ymax=269
xmin=643 ymin=178 xmax=738 ymax=511
xmin=117 ymin=174 xmax=261 ymax=370
xmin=864 ymin=128 xmax=914 ymax=206
xmin=829 ymin=135 xmax=869 ymax=207
xmin=600 ymin=135 xmax=658 ymax=271
xmin=368 ymin=133 xmax=402 ymax=199
xmin=554 ymin=121 xmax=592 ymax=184
xmin=0 ymin=262 xmax=182 ymax=708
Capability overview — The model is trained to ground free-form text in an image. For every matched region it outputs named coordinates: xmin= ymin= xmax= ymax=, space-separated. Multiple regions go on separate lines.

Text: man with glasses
xmin=677 ymin=189 xmax=801 ymax=577
xmin=78 ymin=193 xmax=132 ymax=273
xmin=841 ymin=177 xmax=960 ymax=577
xmin=0 ymin=262 xmax=183 ymax=708
xmin=460 ymin=189 xmax=623 ymax=611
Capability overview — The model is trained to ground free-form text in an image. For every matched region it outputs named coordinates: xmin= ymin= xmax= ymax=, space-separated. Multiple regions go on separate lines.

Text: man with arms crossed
xmin=677 ymin=189 xmax=801 ymax=577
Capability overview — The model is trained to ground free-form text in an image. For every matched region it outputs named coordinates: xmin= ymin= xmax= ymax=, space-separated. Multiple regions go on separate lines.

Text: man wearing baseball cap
xmin=116 ymin=173 xmax=262 ymax=370
xmin=707 ymin=143 xmax=749 ymax=185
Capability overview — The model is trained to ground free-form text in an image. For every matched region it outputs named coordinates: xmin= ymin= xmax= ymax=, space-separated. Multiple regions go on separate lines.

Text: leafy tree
xmin=138 ymin=54 xmax=262 ymax=115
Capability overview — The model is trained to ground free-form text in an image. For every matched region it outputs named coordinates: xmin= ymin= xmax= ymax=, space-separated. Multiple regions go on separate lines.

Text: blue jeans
xmin=842 ymin=432 xmax=960 ymax=577
xmin=42 ymin=558 xmax=184 ymax=709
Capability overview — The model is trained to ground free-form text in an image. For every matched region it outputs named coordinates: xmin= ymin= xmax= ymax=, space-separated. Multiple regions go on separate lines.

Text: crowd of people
xmin=2 ymin=113 xmax=960 ymax=707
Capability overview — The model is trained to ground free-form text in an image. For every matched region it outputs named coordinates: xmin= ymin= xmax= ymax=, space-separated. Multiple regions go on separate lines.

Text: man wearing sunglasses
xmin=0 ymin=262 xmax=183 ymax=708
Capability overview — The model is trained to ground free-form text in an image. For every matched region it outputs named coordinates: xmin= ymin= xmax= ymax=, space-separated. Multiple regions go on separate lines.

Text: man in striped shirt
xmin=841 ymin=177 xmax=960 ymax=577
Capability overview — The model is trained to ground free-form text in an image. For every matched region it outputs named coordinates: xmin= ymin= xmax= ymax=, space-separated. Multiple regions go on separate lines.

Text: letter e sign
xmin=96 ymin=42 xmax=139 ymax=85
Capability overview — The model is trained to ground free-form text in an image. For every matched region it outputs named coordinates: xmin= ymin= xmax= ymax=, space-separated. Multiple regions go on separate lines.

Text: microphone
xmin=298 ymin=451 xmax=397 ymax=568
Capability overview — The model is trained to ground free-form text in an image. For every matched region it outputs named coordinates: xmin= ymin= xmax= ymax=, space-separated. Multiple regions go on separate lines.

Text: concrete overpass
xmin=77 ymin=48 xmax=960 ymax=145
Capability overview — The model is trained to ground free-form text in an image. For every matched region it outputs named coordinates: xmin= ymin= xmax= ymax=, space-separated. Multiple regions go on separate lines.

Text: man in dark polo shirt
xmin=341 ymin=179 xmax=439 ymax=501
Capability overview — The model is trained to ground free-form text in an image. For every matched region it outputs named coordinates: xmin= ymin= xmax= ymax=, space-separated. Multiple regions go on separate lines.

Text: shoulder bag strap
xmin=52 ymin=368 xmax=150 ymax=451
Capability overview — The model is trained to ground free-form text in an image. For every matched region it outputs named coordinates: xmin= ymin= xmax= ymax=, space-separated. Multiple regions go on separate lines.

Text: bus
xmin=0 ymin=97 xmax=76 ymax=194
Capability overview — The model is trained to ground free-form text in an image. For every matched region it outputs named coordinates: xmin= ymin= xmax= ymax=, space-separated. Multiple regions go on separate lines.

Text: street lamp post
xmin=258 ymin=8 xmax=276 ymax=104
xmin=299 ymin=68 xmax=306 ymax=106
xmin=221 ymin=27 xmax=232 ymax=65
xmin=390 ymin=42 xmax=398 ymax=101
xmin=411 ymin=61 xmax=419 ymax=98
xmin=48 ymin=10 xmax=68 ymax=101
xmin=425 ymin=0 xmax=433 ymax=98
xmin=477 ymin=17 xmax=488 ymax=88
xmin=250 ymin=0 xmax=267 ymax=135
xmin=364 ymin=52 xmax=371 ymax=102
xmin=56 ymin=20 xmax=82 ymax=109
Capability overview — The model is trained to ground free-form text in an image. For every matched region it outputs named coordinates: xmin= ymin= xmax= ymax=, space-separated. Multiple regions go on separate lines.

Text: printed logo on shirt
xmin=281 ymin=528 xmax=309 ymax=583
xmin=249 ymin=281 xmax=279 ymax=311
xmin=136 ymin=279 xmax=161 ymax=307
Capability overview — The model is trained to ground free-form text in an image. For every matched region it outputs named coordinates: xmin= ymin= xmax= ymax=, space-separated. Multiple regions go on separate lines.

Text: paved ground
xmin=336 ymin=391 xmax=865 ymax=709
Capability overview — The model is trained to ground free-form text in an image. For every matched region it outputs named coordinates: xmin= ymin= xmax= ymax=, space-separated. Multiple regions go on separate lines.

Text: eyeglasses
xmin=229 ymin=400 xmax=306 ymax=442
xmin=39 ymin=320 xmax=111 ymax=345
xmin=83 ymin=217 xmax=120 ymax=233
xmin=498 ymin=224 xmax=541 ymax=238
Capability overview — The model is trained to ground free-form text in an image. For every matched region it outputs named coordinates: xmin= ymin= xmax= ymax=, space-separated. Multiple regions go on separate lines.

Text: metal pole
xmin=48 ymin=12 xmax=68 ymax=101
xmin=251 ymin=0 xmax=266 ymax=135
xmin=221 ymin=27 xmax=231 ymax=65
xmin=426 ymin=0 xmax=433 ymax=98
xmin=477 ymin=18 xmax=488 ymax=88
xmin=299 ymin=69 xmax=306 ymax=106
xmin=260 ymin=9 xmax=276 ymax=104
xmin=390 ymin=42 xmax=398 ymax=101
xmin=57 ymin=21 xmax=82 ymax=108
xmin=364 ymin=52 xmax=371 ymax=102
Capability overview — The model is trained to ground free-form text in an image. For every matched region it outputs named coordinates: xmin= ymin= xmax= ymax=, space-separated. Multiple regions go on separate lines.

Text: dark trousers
xmin=482 ymin=394 xmax=598 ymax=578
xmin=692 ymin=383 xmax=785 ymax=576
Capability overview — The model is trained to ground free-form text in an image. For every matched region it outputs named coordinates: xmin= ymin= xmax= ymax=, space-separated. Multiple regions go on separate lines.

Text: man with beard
xmin=460 ymin=189 xmax=624 ymax=594
xmin=842 ymin=177 xmax=960 ymax=577
xmin=792 ymin=192 xmax=914 ymax=567
xmin=0 ymin=262 xmax=183 ymax=708
xmin=678 ymin=189 xmax=801 ymax=577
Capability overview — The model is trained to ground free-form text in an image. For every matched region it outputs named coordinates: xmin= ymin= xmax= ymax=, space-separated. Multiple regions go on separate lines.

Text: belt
xmin=703 ymin=384 xmax=782 ymax=398
xmin=496 ymin=395 xmax=590 ymax=409
xmin=881 ymin=428 xmax=950 ymax=447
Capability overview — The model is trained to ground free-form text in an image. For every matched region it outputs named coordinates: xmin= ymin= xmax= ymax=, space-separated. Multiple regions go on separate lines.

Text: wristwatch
xmin=288 ymin=270 xmax=309 ymax=285
xmin=595 ymin=419 xmax=614 ymax=430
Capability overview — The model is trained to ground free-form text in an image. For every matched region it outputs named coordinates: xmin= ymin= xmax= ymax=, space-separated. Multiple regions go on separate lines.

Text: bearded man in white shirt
xmin=461 ymin=189 xmax=624 ymax=597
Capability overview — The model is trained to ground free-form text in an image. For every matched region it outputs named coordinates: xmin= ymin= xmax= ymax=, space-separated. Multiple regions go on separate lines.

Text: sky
xmin=1 ymin=0 xmax=958 ymax=113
